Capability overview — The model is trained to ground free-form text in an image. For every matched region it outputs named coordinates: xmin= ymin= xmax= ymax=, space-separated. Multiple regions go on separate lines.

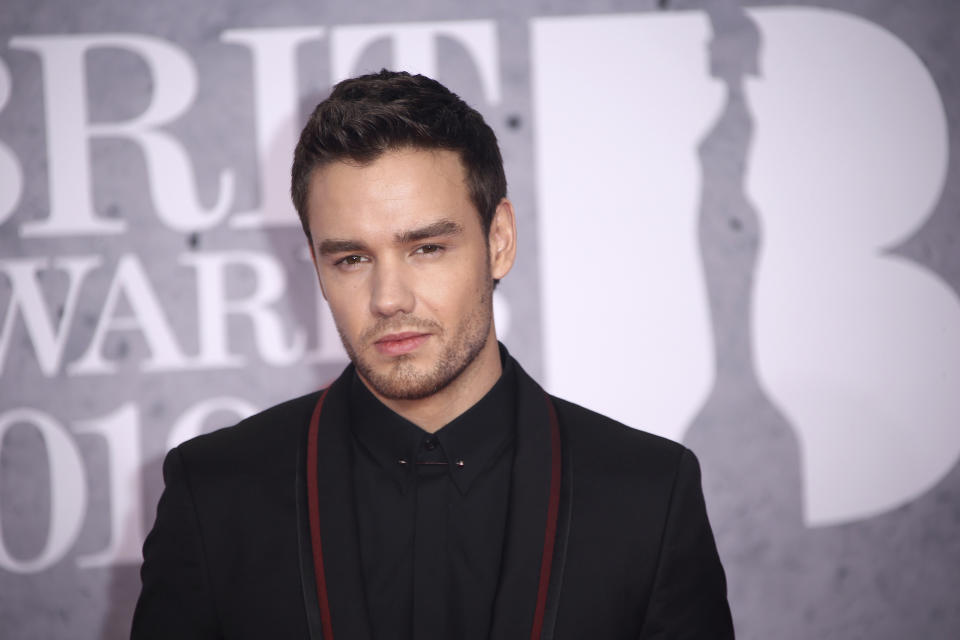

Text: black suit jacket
xmin=132 ymin=358 xmax=733 ymax=639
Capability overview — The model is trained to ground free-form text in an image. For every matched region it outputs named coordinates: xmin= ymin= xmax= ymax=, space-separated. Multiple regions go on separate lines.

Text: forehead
xmin=305 ymin=147 xmax=477 ymax=239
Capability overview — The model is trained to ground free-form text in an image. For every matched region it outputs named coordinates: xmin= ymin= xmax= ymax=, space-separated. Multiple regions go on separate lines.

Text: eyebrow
xmin=317 ymin=239 xmax=368 ymax=256
xmin=394 ymin=219 xmax=462 ymax=244
xmin=317 ymin=219 xmax=463 ymax=256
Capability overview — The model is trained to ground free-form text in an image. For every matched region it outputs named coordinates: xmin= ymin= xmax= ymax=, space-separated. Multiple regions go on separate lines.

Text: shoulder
xmin=550 ymin=395 xmax=693 ymax=487
xmin=173 ymin=390 xmax=323 ymax=475
xmin=508 ymin=351 xmax=692 ymax=485
xmin=551 ymin=395 xmax=683 ymax=455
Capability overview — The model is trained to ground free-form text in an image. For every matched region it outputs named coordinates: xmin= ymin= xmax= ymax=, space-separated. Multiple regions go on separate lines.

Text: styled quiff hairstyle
xmin=291 ymin=70 xmax=507 ymax=242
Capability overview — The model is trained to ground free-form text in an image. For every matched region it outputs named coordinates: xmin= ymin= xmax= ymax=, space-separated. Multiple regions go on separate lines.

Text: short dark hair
xmin=291 ymin=70 xmax=507 ymax=242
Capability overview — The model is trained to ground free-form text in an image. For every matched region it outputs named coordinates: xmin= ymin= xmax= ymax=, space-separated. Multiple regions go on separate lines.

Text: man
xmin=132 ymin=70 xmax=733 ymax=640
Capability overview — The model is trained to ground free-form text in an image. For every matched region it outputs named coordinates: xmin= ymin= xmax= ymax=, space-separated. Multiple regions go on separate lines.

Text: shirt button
xmin=424 ymin=436 xmax=438 ymax=451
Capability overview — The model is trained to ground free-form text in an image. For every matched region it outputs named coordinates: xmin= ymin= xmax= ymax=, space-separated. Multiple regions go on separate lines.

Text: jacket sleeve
xmin=638 ymin=448 xmax=734 ymax=639
xmin=131 ymin=446 xmax=222 ymax=640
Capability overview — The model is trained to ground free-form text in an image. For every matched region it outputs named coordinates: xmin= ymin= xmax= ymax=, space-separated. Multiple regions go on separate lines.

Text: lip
xmin=373 ymin=332 xmax=431 ymax=356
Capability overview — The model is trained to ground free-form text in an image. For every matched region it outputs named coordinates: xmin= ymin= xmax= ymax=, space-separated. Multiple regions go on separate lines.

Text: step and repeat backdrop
xmin=1 ymin=0 xmax=958 ymax=638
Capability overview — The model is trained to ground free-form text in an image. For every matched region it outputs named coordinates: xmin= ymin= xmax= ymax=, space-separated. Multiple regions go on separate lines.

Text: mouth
xmin=373 ymin=331 xmax=431 ymax=357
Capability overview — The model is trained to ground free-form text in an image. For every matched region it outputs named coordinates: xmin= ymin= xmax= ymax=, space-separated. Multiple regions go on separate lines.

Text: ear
xmin=308 ymin=239 xmax=329 ymax=301
xmin=488 ymin=198 xmax=517 ymax=281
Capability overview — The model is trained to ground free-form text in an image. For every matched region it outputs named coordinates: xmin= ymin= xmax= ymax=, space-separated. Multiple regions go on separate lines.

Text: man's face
xmin=306 ymin=147 xmax=514 ymax=401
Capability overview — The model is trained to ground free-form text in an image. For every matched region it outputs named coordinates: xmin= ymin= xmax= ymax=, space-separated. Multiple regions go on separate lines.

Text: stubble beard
xmin=337 ymin=281 xmax=494 ymax=401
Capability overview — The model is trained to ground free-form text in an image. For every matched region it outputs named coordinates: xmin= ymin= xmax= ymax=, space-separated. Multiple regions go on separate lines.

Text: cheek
xmin=324 ymin=286 xmax=367 ymax=335
xmin=419 ymin=260 xmax=488 ymax=318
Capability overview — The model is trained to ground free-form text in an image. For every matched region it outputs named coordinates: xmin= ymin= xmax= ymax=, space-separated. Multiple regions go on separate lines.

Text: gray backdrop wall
xmin=1 ymin=0 xmax=958 ymax=638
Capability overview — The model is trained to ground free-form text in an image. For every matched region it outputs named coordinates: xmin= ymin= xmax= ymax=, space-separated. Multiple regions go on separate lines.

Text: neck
xmin=361 ymin=333 xmax=502 ymax=433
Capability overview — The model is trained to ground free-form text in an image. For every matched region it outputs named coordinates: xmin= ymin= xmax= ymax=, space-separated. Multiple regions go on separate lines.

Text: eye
xmin=415 ymin=244 xmax=444 ymax=256
xmin=334 ymin=254 xmax=368 ymax=269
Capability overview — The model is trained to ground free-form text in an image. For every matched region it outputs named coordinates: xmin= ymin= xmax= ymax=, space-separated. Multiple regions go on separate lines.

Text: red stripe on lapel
xmin=530 ymin=396 xmax=562 ymax=640
xmin=307 ymin=388 xmax=334 ymax=640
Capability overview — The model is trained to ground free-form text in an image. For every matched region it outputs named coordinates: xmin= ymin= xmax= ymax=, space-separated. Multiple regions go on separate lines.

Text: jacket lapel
xmin=297 ymin=367 xmax=373 ymax=640
xmin=489 ymin=361 xmax=572 ymax=640
xmin=297 ymin=358 xmax=572 ymax=640
xmin=296 ymin=400 xmax=324 ymax=640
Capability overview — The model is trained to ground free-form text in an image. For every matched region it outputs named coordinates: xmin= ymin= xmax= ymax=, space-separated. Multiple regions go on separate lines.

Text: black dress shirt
xmin=349 ymin=355 xmax=517 ymax=640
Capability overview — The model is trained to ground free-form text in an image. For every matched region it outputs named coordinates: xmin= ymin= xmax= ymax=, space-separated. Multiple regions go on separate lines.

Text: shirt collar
xmin=350 ymin=343 xmax=517 ymax=495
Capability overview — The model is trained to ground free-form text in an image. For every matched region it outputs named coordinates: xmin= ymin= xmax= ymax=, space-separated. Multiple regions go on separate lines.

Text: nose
xmin=369 ymin=259 xmax=415 ymax=318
